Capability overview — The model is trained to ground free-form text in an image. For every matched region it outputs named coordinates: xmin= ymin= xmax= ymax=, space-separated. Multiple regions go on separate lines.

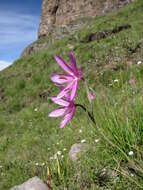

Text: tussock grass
xmin=0 ymin=0 xmax=143 ymax=189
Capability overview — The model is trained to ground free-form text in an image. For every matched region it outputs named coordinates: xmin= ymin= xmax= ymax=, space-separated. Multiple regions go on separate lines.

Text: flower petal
xmin=51 ymin=74 xmax=73 ymax=84
xmin=48 ymin=108 xmax=66 ymax=117
xmin=57 ymin=81 xmax=73 ymax=99
xmin=55 ymin=84 xmax=71 ymax=100
xmin=69 ymin=52 xmax=77 ymax=73
xmin=54 ymin=55 xmax=74 ymax=75
xmin=51 ymin=96 xmax=70 ymax=107
xmin=59 ymin=106 xmax=75 ymax=128
xmin=70 ymin=80 xmax=78 ymax=100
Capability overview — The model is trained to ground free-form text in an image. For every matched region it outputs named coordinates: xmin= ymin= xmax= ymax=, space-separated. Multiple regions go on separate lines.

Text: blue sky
xmin=0 ymin=0 xmax=42 ymax=71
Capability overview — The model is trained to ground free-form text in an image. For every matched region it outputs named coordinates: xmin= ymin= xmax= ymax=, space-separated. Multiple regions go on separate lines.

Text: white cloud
xmin=0 ymin=60 xmax=13 ymax=71
xmin=0 ymin=10 xmax=40 ymax=60
xmin=0 ymin=11 xmax=39 ymax=45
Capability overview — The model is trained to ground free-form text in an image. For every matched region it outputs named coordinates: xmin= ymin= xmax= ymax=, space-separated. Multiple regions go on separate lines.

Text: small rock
xmin=97 ymin=168 xmax=118 ymax=185
xmin=69 ymin=143 xmax=88 ymax=161
xmin=123 ymin=162 xmax=141 ymax=177
xmin=10 ymin=176 xmax=48 ymax=190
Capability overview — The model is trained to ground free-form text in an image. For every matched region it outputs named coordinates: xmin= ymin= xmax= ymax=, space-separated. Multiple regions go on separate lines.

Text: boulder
xmin=69 ymin=143 xmax=88 ymax=161
xmin=10 ymin=176 xmax=48 ymax=190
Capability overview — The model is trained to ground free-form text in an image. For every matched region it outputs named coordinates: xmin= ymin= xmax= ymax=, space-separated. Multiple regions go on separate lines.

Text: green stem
xmin=75 ymin=104 xmax=96 ymax=124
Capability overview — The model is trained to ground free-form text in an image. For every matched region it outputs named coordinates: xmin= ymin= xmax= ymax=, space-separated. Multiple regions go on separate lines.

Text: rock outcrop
xmin=38 ymin=0 xmax=133 ymax=38
xmin=21 ymin=0 xmax=134 ymax=57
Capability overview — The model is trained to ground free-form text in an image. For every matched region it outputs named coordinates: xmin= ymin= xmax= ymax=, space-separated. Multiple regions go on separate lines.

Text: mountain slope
xmin=0 ymin=0 xmax=143 ymax=189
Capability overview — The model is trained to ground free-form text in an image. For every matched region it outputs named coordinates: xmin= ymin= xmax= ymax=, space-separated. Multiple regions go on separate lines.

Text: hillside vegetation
xmin=0 ymin=0 xmax=143 ymax=189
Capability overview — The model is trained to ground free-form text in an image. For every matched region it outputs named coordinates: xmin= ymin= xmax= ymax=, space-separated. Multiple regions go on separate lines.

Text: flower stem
xmin=75 ymin=104 xmax=96 ymax=124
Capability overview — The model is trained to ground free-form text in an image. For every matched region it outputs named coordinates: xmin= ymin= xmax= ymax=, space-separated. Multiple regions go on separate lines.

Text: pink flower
xmin=129 ymin=78 xmax=135 ymax=86
xmin=89 ymin=91 xmax=96 ymax=101
xmin=51 ymin=52 xmax=82 ymax=100
xmin=48 ymin=96 xmax=75 ymax=128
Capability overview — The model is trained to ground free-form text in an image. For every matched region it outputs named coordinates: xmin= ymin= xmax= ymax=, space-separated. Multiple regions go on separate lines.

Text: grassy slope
xmin=0 ymin=0 xmax=143 ymax=189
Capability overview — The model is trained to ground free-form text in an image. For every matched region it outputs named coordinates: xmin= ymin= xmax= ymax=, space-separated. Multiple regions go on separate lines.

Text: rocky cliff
xmin=38 ymin=0 xmax=133 ymax=38
xmin=21 ymin=0 xmax=133 ymax=57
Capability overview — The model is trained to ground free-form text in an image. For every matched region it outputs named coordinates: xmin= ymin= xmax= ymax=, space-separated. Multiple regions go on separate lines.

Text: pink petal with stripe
xmin=57 ymin=81 xmax=73 ymax=99
xmin=50 ymin=96 xmax=70 ymax=107
xmin=69 ymin=52 xmax=77 ymax=73
xmin=54 ymin=55 xmax=74 ymax=75
xmin=51 ymin=74 xmax=73 ymax=84
xmin=55 ymin=84 xmax=71 ymax=100
xmin=59 ymin=106 xmax=75 ymax=128
xmin=70 ymin=80 xmax=78 ymax=100
xmin=48 ymin=108 xmax=66 ymax=117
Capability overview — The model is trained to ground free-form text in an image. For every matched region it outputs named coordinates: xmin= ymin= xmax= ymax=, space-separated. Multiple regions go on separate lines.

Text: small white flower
xmin=128 ymin=151 xmax=134 ymax=156
xmin=137 ymin=61 xmax=142 ymax=65
xmin=57 ymin=151 xmax=62 ymax=155
xmin=34 ymin=108 xmax=38 ymax=112
xmin=50 ymin=156 xmax=54 ymax=160
xmin=79 ymin=129 xmax=82 ymax=133
xmin=61 ymin=155 xmax=64 ymax=159
xmin=81 ymin=139 xmax=86 ymax=143
xmin=63 ymin=148 xmax=67 ymax=151
xmin=114 ymin=79 xmax=119 ymax=83
xmin=35 ymin=163 xmax=39 ymax=166
xmin=95 ymin=139 xmax=99 ymax=143
xmin=50 ymin=154 xmax=57 ymax=160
